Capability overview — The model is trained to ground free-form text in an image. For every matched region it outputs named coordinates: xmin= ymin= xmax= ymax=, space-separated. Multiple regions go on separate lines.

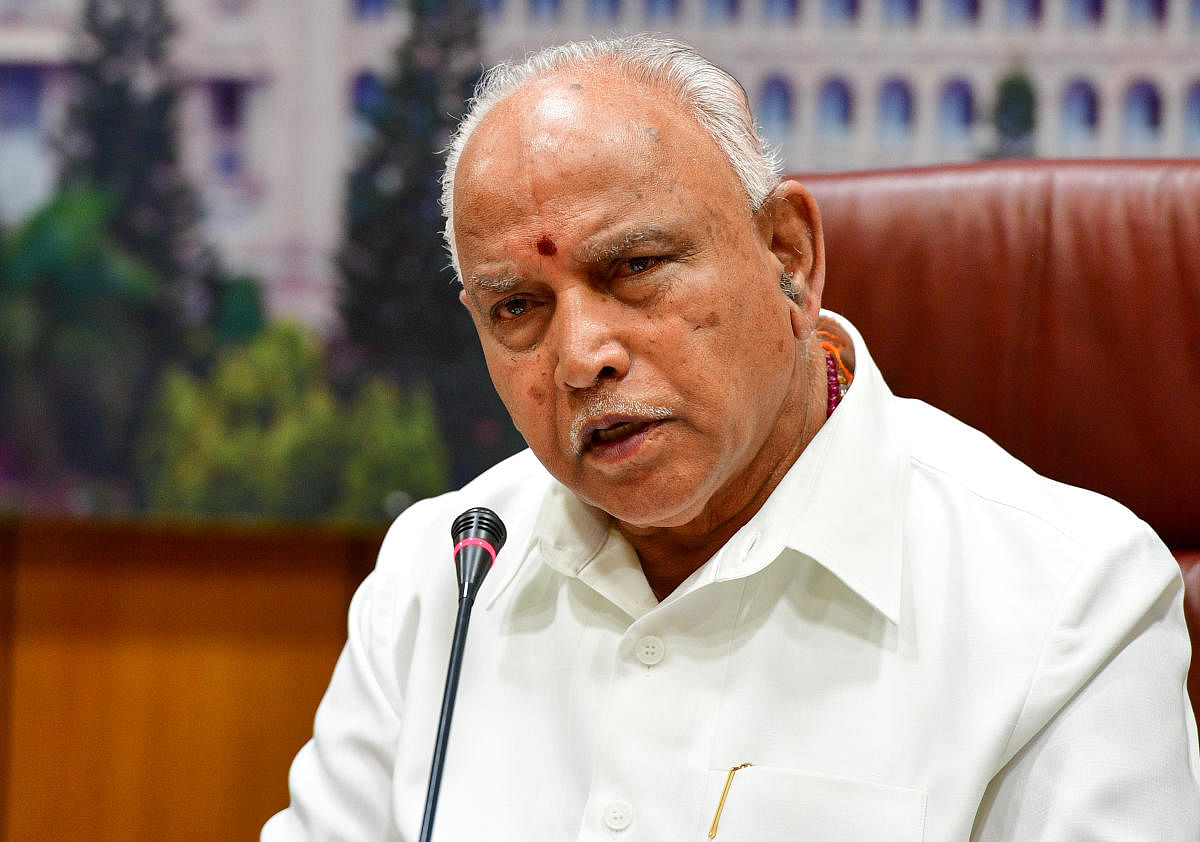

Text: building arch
xmin=529 ymin=0 xmax=560 ymax=21
xmin=0 ymin=65 xmax=40 ymax=130
xmin=759 ymin=75 xmax=795 ymax=145
xmin=645 ymin=0 xmax=680 ymax=20
xmin=0 ymin=64 xmax=53 ymax=222
xmin=817 ymin=77 xmax=854 ymax=139
xmin=944 ymin=0 xmax=980 ymax=24
xmin=1061 ymin=77 xmax=1100 ymax=148
xmin=348 ymin=71 xmax=384 ymax=153
xmin=586 ymin=0 xmax=620 ymax=19
xmin=352 ymin=0 xmax=388 ymax=19
xmin=705 ymin=0 xmax=741 ymax=21
xmin=351 ymin=71 xmax=384 ymax=120
xmin=1004 ymin=0 xmax=1042 ymax=25
xmin=1127 ymin=0 xmax=1166 ymax=26
xmin=1066 ymin=0 xmax=1104 ymax=26
xmin=938 ymin=78 xmax=974 ymax=146
xmin=1185 ymin=82 xmax=1200 ymax=152
xmin=884 ymin=0 xmax=919 ymax=24
xmin=1122 ymin=78 xmax=1161 ymax=148
xmin=764 ymin=0 xmax=799 ymax=22
xmin=822 ymin=0 xmax=859 ymax=25
xmin=878 ymin=77 xmax=915 ymax=143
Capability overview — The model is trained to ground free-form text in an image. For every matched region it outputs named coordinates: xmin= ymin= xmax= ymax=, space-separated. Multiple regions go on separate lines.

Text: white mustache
xmin=570 ymin=395 xmax=672 ymax=456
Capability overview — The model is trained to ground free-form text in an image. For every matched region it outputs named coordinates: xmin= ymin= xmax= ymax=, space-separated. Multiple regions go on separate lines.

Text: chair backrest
xmin=796 ymin=159 xmax=1200 ymax=714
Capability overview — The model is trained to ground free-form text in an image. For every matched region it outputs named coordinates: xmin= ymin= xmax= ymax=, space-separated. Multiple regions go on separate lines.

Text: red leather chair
xmin=796 ymin=159 xmax=1200 ymax=722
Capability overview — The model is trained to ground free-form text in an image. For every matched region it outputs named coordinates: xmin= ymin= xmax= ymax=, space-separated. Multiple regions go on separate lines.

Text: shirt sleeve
xmin=261 ymin=569 xmax=405 ymax=842
xmin=971 ymin=525 xmax=1200 ymax=840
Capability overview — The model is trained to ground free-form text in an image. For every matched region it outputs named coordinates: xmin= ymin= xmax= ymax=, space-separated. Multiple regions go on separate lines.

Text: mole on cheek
xmin=527 ymin=384 xmax=548 ymax=405
xmin=535 ymin=236 xmax=557 ymax=257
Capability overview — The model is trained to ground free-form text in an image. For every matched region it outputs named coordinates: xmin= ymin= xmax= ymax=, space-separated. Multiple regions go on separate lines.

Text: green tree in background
xmin=139 ymin=323 xmax=450 ymax=522
xmin=990 ymin=68 xmax=1037 ymax=158
xmin=338 ymin=0 xmax=522 ymax=485
xmin=58 ymin=0 xmax=222 ymax=355
xmin=0 ymin=188 xmax=161 ymax=508
xmin=0 ymin=0 xmax=263 ymax=513
xmin=214 ymin=274 xmax=266 ymax=343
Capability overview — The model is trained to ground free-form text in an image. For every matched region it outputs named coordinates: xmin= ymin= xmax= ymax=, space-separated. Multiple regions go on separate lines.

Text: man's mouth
xmin=591 ymin=419 xmax=651 ymax=446
xmin=571 ymin=401 xmax=672 ymax=458
xmin=579 ymin=416 xmax=665 ymax=460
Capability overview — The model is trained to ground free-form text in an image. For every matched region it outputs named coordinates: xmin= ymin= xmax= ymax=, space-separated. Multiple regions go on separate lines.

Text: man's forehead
xmin=459 ymin=69 xmax=698 ymax=175
xmin=452 ymin=66 xmax=751 ymax=281
xmin=452 ymin=75 xmax=702 ymax=235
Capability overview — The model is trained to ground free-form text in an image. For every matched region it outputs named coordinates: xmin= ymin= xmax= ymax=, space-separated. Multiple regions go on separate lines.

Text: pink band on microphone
xmin=453 ymin=537 xmax=496 ymax=568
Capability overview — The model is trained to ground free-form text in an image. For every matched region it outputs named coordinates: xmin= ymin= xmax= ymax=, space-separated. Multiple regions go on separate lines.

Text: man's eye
xmin=609 ymin=255 xmax=667 ymax=278
xmin=494 ymin=297 xmax=530 ymax=320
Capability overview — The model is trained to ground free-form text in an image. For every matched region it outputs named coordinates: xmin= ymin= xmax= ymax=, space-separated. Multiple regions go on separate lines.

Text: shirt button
xmin=635 ymin=635 xmax=665 ymax=666
xmin=603 ymin=799 xmax=634 ymax=831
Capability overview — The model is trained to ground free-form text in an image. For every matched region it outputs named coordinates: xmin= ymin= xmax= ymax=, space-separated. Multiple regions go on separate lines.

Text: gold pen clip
xmin=707 ymin=762 xmax=752 ymax=839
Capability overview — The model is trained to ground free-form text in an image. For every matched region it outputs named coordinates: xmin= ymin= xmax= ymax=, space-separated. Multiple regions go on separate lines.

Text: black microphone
xmin=450 ymin=506 xmax=506 ymax=603
xmin=418 ymin=507 xmax=507 ymax=842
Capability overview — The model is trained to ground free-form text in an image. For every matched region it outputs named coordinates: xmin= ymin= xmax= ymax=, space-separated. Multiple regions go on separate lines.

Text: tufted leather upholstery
xmin=796 ymin=159 xmax=1200 ymax=723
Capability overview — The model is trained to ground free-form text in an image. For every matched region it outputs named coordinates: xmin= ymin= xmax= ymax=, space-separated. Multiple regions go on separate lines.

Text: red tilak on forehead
xmin=535 ymin=235 xmax=557 ymax=256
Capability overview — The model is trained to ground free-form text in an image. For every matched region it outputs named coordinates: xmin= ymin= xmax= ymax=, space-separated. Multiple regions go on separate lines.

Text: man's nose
xmin=551 ymin=291 xmax=630 ymax=391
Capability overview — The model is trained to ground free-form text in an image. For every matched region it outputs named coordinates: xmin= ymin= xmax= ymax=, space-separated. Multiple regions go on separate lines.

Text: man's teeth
xmin=593 ymin=421 xmax=644 ymax=444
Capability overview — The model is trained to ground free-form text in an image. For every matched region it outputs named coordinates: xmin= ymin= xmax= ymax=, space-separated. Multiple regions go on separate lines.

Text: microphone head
xmin=451 ymin=507 xmax=507 ymax=554
xmin=450 ymin=507 xmax=506 ymax=602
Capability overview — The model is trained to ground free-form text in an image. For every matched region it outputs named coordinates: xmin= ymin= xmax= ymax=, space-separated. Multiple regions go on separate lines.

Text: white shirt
xmin=264 ymin=315 xmax=1200 ymax=841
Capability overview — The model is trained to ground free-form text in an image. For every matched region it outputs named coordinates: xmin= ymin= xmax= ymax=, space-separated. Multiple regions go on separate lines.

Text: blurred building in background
xmin=489 ymin=0 xmax=1200 ymax=168
xmin=0 ymin=0 xmax=404 ymax=328
xmin=2 ymin=0 xmax=1198 ymax=328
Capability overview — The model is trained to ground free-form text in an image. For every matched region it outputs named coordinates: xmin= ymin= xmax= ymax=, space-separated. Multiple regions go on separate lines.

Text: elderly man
xmin=264 ymin=36 xmax=1200 ymax=840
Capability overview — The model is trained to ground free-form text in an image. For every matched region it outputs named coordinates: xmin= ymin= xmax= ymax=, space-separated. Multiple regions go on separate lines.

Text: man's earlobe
xmin=789 ymin=305 xmax=813 ymax=341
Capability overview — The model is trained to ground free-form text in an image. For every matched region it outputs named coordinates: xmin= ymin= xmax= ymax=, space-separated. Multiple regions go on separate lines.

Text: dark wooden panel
xmin=0 ymin=518 xmax=16 ymax=842
xmin=2 ymin=517 xmax=384 ymax=842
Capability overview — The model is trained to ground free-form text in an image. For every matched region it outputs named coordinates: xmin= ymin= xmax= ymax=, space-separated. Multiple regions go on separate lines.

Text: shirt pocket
xmin=699 ymin=765 xmax=926 ymax=842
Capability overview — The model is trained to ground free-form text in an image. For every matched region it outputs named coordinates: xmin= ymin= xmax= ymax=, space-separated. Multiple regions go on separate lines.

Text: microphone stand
xmin=418 ymin=594 xmax=478 ymax=842
xmin=418 ymin=507 xmax=506 ymax=842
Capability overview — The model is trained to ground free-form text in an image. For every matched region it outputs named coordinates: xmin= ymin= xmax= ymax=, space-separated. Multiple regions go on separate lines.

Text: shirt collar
xmin=709 ymin=313 xmax=908 ymax=624
xmin=520 ymin=482 xmax=659 ymax=619
xmin=509 ymin=312 xmax=909 ymax=625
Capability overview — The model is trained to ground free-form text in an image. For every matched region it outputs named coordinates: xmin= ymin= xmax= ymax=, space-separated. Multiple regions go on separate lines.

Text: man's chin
xmin=575 ymin=483 xmax=705 ymax=531
xmin=532 ymin=442 xmax=710 ymax=528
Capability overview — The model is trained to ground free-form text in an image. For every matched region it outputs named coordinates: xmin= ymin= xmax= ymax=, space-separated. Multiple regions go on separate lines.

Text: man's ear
xmin=458 ymin=286 xmax=486 ymax=333
xmin=762 ymin=179 xmax=826 ymax=332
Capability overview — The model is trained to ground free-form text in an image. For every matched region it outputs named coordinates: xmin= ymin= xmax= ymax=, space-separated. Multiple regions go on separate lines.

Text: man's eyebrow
xmin=463 ymin=270 xmax=523 ymax=296
xmin=574 ymin=227 xmax=683 ymax=264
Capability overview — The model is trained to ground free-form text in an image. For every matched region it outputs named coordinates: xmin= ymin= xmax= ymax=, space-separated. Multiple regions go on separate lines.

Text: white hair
xmin=440 ymin=34 xmax=782 ymax=281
